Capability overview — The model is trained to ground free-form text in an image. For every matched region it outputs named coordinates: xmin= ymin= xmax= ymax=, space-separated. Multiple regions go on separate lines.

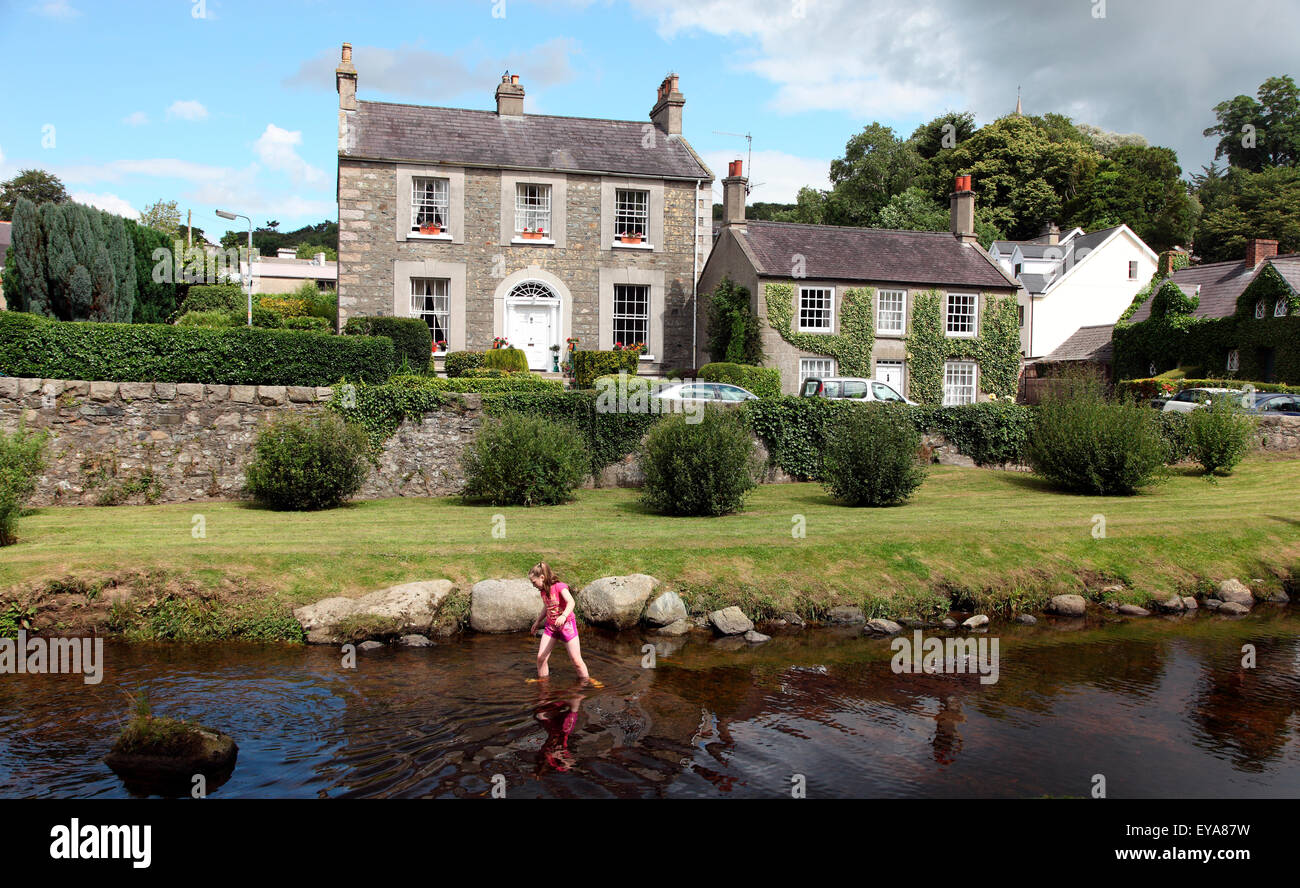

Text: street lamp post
xmin=215 ymin=209 xmax=253 ymax=326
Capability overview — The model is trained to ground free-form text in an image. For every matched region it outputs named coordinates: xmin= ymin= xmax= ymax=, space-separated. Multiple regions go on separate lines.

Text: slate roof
xmin=736 ymin=221 xmax=1017 ymax=289
xmin=1043 ymin=324 xmax=1114 ymax=364
xmin=1271 ymin=254 xmax=1300 ymax=293
xmin=348 ymin=100 xmax=712 ymax=180
xmin=1126 ymin=260 xmax=1260 ymax=323
xmin=1018 ymin=272 xmax=1050 ymax=294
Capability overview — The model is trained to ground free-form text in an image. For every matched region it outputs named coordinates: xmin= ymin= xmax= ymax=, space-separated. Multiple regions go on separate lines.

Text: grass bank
xmin=2 ymin=458 xmax=1298 ymax=638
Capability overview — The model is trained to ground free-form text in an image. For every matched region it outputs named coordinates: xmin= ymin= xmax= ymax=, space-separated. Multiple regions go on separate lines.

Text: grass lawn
xmin=3 ymin=457 xmax=1298 ymax=624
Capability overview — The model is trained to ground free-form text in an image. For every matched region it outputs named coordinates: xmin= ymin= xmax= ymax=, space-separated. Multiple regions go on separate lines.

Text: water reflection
xmin=0 ymin=611 xmax=1297 ymax=798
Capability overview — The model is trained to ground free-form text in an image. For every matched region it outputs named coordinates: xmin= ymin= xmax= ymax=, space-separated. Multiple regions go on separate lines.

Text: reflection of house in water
xmin=1192 ymin=638 xmax=1300 ymax=770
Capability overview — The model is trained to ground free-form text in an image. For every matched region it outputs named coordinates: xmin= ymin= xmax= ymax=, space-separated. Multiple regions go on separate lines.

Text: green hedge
xmin=343 ymin=316 xmax=432 ymax=372
xmin=0 ymin=311 xmax=395 ymax=385
xmin=573 ymin=350 xmax=640 ymax=388
xmin=482 ymin=347 xmax=529 ymax=373
xmin=483 ymin=391 xmax=659 ymax=473
xmin=444 ymin=351 xmax=483 ymax=378
xmin=699 ymin=362 xmax=782 ymax=398
xmin=1116 ymin=377 xmax=1300 ymax=399
xmin=177 ymin=284 xmax=244 ymax=316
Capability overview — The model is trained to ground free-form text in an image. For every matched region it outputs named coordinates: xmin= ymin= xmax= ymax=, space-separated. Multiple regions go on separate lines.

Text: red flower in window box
xmin=619 ymin=231 xmax=643 ymax=245
xmin=520 ymin=227 xmax=546 ymax=240
xmin=419 ymin=223 xmax=442 ymax=235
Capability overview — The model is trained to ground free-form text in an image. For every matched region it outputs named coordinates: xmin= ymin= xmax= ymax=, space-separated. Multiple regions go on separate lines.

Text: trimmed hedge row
xmin=1116 ymin=377 xmax=1300 ymax=399
xmin=343 ymin=316 xmax=432 ymax=372
xmin=573 ymin=350 xmax=640 ymax=388
xmin=0 ymin=310 xmax=395 ymax=385
xmin=699 ymin=362 xmax=782 ymax=399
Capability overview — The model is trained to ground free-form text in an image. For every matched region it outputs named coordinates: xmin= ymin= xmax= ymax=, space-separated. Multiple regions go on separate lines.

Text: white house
xmin=989 ymin=223 xmax=1157 ymax=359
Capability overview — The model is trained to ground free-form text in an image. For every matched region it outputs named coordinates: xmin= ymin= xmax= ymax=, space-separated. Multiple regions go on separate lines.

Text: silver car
xmin=800 ymin=376 xmax=916 ymax=405
xmin=651 ymin=382 xmax=758 ymax=403
xmin=1160 ymin=388 xmax=1249 ymax=413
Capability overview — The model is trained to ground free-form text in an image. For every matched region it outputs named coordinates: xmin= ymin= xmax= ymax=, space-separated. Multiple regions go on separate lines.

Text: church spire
xmin=1015 ymin=85 xmax=1022 ymax=116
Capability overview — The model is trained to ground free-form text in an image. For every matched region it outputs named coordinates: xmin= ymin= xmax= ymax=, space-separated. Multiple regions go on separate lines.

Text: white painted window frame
xmin=799 ymin=357 xmax=836 ymax=386
xmin=945 ymin=292 xmax=978 ymax=338
xmin=943 ymin=360 xmax=977 ymax=406
xmin=877 ymin=288 xmax=906 ymax=335
xmin=411 ymin=277 xmax=451 ymax=354
xmin=797 ymin=286 xmax=834 ymax=333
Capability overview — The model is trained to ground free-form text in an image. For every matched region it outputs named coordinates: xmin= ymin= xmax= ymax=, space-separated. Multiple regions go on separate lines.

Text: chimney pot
xmin=950 ymin=175 xmax=976 ymax=243
xmin=336 ymin=41 xmax=358 ymax=112
xmin=496 ymin=74 xmax=525 ymax=116
xmin=722 ymin=160 xmax=747 ymax=227
xmin=650 ymin=73 xmax=685 ymax=135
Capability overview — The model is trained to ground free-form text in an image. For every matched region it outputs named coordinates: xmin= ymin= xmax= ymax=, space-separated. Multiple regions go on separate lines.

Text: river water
xmin=2 ymin=610 xmax=1298 ymax=798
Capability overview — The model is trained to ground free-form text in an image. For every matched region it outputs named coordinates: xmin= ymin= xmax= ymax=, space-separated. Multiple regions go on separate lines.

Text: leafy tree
xmin=1066 ymin=145 xmax=1197 ymax=251
xmin=823 ymin=122 xmax=923 ymax=226
xmin=1203 ymin=75 xmax=1300 ymax=171
xmin=9 ymin=200 xmax=135 ymax=321
xmin=139 ymin=199 xmax=182 ymax=237
xmin=294 ymin=243 xmax=338 ymax=261
xmin=1193 ymin=165 xmax=1300 ymax=261
xmin=908 ymin=111 xmax=977 ymax=160
xmin=0 ymin=169 xmax=68 ymax=221
xmin=5 ymin=199 xmax=50 ymax=314
xmin=875 ymin=186 xmax=1003 ymax=250
xmin=1075 ymin=123 xmax=1148 ymax=155
xmin=124 ymin=219 xmax=185 ymax=324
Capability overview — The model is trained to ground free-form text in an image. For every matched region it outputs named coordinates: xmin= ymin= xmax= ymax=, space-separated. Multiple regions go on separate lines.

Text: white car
xmin=800 ymin=376 xmax=917 ymax=405
xmin=1160 ymin=387 xmax=1249 ymax=413
xmin=651 ymin=382 xmax=758 ymax=403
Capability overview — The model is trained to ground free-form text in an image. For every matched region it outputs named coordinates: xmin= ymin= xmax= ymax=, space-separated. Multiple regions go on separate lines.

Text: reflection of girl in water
xmin=535 ymin=695 xmax=582 ymax=775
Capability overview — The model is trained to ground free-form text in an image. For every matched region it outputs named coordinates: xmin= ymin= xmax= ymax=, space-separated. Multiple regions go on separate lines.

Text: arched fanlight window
xmin=507 ymin=281 xmax=557 ymax=301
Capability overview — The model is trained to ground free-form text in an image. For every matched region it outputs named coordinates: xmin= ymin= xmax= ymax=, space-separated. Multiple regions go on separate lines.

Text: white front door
xmin=875 ymin=361 xmax=905 ymax=392
xmin=507 ymin=304 xmax=555 ymax=370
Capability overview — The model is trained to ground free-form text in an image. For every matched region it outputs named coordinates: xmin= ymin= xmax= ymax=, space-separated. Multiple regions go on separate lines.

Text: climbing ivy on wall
xmin=764 ymin=283 xmax=874 ymax=377
xmin=903 ymin=290 xmax=1022 ymax=405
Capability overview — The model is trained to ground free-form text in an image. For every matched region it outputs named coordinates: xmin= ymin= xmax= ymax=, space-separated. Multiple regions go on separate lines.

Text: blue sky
xmin=1 ymin=0 xmax=1296 ymax=241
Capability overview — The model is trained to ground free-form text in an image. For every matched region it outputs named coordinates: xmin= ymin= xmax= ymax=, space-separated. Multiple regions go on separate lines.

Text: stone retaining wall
xmin=4 ymin=378 xmax=1298 ymax=506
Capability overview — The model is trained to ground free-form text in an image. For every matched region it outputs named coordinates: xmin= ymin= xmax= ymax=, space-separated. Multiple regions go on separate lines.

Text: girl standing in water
xmin=528 ymin=562 xmax=592 ymax=683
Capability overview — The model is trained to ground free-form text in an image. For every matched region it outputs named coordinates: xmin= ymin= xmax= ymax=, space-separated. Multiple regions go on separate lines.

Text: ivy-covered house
xmin=1114 ymin=239 xmax=1300 ymax=383
xmin=695 ymin=169 xmax=1022 ymax=403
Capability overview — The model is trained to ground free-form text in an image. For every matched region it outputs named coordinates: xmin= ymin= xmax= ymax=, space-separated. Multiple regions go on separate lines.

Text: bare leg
xmin=536 ymin=631 xmax=557 ymax=679
xmin=564 ymin=634 xmax=590 ymax=681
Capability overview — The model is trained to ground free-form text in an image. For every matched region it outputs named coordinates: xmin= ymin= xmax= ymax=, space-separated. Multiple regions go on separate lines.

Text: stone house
xmin=333 ymin=43 xmax=713 ymax=372
xmin=695 ymin=169 xmax=1021 ymax=401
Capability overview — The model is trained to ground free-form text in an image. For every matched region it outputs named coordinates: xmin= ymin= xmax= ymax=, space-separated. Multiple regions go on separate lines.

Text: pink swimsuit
xmin=541 ymin=582 xmax=579 ymax=642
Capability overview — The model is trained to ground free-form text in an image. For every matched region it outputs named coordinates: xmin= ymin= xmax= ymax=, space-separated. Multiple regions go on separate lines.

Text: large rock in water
xmin=578 ymin=574 xmax=660 ymax=629
xmin=294 ymin=580 xmax=454 ymax=643
xmin=1216 ymin=579 xmax=1255 ymax=606
xmin=1047 ymin=594 xmax=1087 ymax=617
xmin=709 ymin=606 xmax=754 ymax=636
xmin=470 ymin=578 xmax=544 ymax=633
xmin=643 ymin=590 xmax=687 ymax=627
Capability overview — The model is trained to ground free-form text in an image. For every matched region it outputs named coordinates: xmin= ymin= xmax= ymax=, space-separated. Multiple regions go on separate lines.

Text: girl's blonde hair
xmin=529 ymin=562 xmax=559 ymax=593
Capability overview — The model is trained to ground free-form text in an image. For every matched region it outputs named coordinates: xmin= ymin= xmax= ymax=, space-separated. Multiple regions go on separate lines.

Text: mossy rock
xmin=105 ymin=717 xmax=238 ymax=785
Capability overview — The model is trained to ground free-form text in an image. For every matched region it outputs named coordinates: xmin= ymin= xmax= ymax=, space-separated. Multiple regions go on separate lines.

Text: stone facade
xmin=338 ymin=160 xmax=709 ymax=374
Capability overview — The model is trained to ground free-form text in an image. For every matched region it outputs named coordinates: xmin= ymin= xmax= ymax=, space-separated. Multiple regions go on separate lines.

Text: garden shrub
xmin=243 ymin=412 xmax=370 ymax=510
xmin=280 ymin=316 xmax=330 ymax=332
xmin=484 ymin=391 xmax=661 ymax=473
xmin=461 ymin=413 xmax=588 ymax=506
xmin=256 ymin=292 xmax=312 ymax=320
xmin=444 ymin=350 xmax=483 ymax=378
xmin=573 ymin=350 xmax=640 ymax=388
xmin=0 ymin=310 xmax=394 ymax=385
xmin=1155 ymin=410 xmax=1191 ymax=462
xmin=924 ymin=401 xmax=1032 ymax=467
xmin=0 ymin=423 xmax=50 ymax=546
xmin=821 ymin=404 xmax=927 ymax=506
xmin=176 ymin=283 xmax=243 ymax=317
xmin=1186 ymin=397 xmax=1257 ymax=475
xmin=706 ymin=277 xmax=763 ymax=365
xmin=175 ymin=310 xmax=235 ymax=328
xmin=343 ymin=316 xmax=432 ymax=373
xmin=482 ymin=347 xmax=530 ymax=373
xmin=699 ymin=362 xmax=782 ymax=399
xmin=639 ymin=408 xmax=759 ymax=516
xmin=1025 ymin=381 xmax=1167 ymax=495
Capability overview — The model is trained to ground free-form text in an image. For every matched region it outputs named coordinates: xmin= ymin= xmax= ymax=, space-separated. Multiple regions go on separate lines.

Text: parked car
xmin=651 ymin=381 xmax=758 ymax=403
xmin=1249 ymin=392 xmax=1300 ymax=416
xmin=1159 ymin=387 xmax=1249 ymax=413
xmin=800 ymin=376 xmax=917 ymax=405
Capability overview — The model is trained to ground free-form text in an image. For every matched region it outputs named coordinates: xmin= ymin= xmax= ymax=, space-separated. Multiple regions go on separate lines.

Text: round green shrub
xmin=821 ymin=404 xmax=927 ymax=506
xmin=461 ymin=413 xmax=589 ymax=506
xmin=1025 ymin=382 xmax=1168 ymax=495
xmin=483 ymin=347 xmax=530 ymax=373
xmin=244 ymin=413 xmax=370 ymax=510
xmin=0 ymin=423 xmax=50 ymax=546
xmin=1186 ymin=398 xmax=1257 ymax=475
xmin=639 ymin=408 xmax=759 ymax=516
xmin=444 ymin=350 xmax=483 ymax=378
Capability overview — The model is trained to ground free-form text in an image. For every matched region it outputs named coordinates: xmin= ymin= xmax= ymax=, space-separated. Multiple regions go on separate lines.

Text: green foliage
xmin=244 ymin=412 xmax=370 ymax=511
xmin=175 ymin=310 xmax=236 ymax=328
xmin=0 ymin=169 xmax=68 ymax=221
xmin=639 ymin=409 xmax=759 ymax=516
xmin=925 ymin=400 xmax=1032 ymax=466
xmin=1065 ymin=145 xmax=1197 ymax=252
xmin=904 ymin=290 xmax=1021 ymax=404
xmin=443 ymin=351 xmax=483 ymax=378
xmin=328 ymin=375 xmax=452 ymax=452
xmin=1203 ymin=74 xmax=1300 ymax=172
xmin=573 ymin=349 xmax=640 ymax=388
xmin=0 ymin=423 xmax=50 ymax=546
xmin=124 ymin=220 xmax=184 ymax=324
xmin=706 ymin=277 xmax=764 ymax=364
xmin=1193 ymin=165 xmax=1300 ymax=261
xmin=281 ymin=315 xmax=330 ymax=332
xmin=1187 ymin=398 xmax=1257 ymax=475
xmin=1025 ymin=381 xmax=1168 ymax=495
xmin=343 ymin=316 xmax=432 ymax=373
xmin=484 ymin=391 xmax=660 ymax=473
xmin=765 ymin=283 xmax=875 ymax=376
xmin=294 ymin=244 xmax=338 ymax=261
xmin=821 ymin=404 xmax=927 ymax=506
xmin=0 ymin=311 xmax=394 ymax=385
xmin=482 ymin=347 xmax=530 ymax=373
xmin=1117 ymin=377 xmax=1300 ymax=399
xmin=461 ymin=413 xmax=589 ymax=506
xmin=1149 ymin=279 xmax=1198 ymax=318
xmin=177 ymin=283 xmax=243 ymax=316
xmin=699 ymin=362 xmax=782 ymax=398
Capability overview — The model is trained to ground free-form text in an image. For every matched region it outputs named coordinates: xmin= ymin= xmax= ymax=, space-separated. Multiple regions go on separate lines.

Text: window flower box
xmin=619 ymin=232 xmax=643 ymax=245
xmin=419 ymin=223 xmax=442 ymax=236
xmin=520 ymin=228 xmax=546 ymax=240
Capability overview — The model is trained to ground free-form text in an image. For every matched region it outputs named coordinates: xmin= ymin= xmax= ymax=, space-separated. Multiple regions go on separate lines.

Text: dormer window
xmin=1276 ymin=300 xmax=1289 ymax=317
xmin=411 ymin=177 xmax=450 ymax=235
xmin=1256 ymin=299 xmax=1267 ymax=319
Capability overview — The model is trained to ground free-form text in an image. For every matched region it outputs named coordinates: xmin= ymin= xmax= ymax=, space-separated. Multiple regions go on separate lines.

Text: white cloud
xmin=253 ymin=124 xmax=326 ymax=187
xmin=702 ymin=149 xmax=831 ymax=204
xmin=0 ymin=145 xmax=5 ymax=166
xmin=71 ymin=191 xmax=140 ymax=219
xmin=166 ymin=100 xmax=209 ymax=121
xmin=122 ymin=111 xmax=149 ymax=126
xmin=34 ymin=1 xmax=80 ymax=18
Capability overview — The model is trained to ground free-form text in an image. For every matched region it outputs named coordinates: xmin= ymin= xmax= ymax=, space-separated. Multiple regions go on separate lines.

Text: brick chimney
xmin=1157 ymin=249 xmax=1187 ymax=276
xmin=722 ymin=159 xmax=747 ymax=227
xmin=950 ymin=175 xmax=976 ymax=244
xmin=496 ymin=72 xmax=524 ymax=117
xmin=1245 ymin=238 xmax=1278 ymax=268
xmin=336 ymin=42 xmax=357 ymax=111
xmin=650 ymin=73 xmax=685 ymax=135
